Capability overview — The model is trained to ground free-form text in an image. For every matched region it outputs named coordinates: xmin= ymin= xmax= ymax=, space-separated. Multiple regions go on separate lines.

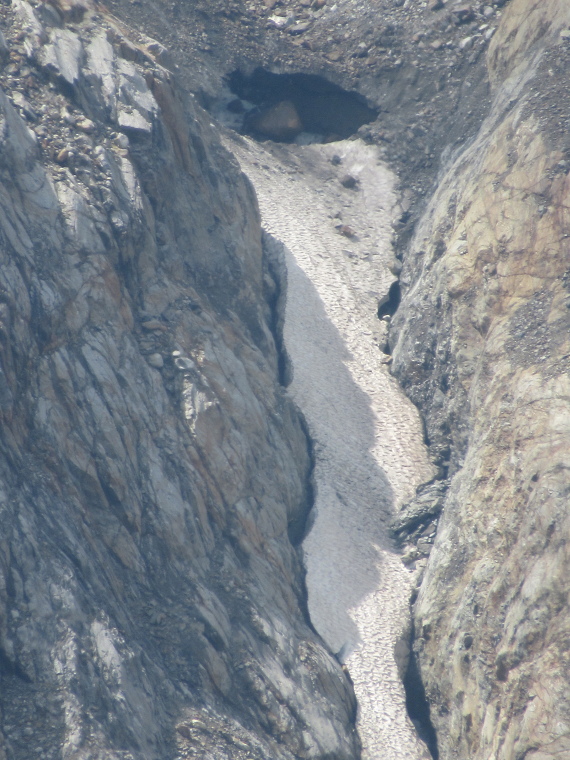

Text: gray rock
xmin=0 ymin=31 xmax=9 ymax=65
xmin=0 ymin=10 xmax=358 ymax=759
xmin=38 ymin=28 xmax=84 ymax=85
xmin=390 ymin=479 xmax=448 ymax=536
xmin=146 ymin=353 xmax=164 ymax=368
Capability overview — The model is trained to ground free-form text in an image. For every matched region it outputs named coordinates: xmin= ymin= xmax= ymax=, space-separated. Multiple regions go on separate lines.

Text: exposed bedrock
xmin=0 ymin=3 xmax=358 ymax=758
xmin=391 ymin=1 xmax=570 ymax=758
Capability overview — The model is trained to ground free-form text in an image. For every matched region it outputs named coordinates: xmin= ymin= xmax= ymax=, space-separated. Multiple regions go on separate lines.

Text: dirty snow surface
xmin=229 ymin=134 xmax=434 ymax=760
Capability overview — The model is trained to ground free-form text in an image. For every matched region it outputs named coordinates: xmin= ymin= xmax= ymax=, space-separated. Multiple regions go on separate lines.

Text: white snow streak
xmin=230 ymin=135 xmax=433 ymax=760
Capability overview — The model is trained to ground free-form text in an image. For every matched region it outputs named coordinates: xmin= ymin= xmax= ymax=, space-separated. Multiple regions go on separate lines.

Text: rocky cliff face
xmin=0 ymin=2 xmax=359 ymax=758
xmin=1 ymin=0 xmax=569 ymax=758
xmin=392 ymin=1 xmax=570 ymax=757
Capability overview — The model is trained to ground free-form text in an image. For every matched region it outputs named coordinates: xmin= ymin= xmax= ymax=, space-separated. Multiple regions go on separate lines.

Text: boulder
xmin=248 ymin=100 xmax=303 ymax=140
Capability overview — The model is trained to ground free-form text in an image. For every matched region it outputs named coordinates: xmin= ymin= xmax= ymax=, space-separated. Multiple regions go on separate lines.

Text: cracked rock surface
xmin=0 ymin=2 xmax=359 ymax=758
xmin=392 ymin=1 xmax=570 ymax=757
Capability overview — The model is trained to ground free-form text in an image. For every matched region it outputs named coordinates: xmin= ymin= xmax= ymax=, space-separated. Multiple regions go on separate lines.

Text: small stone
xmin=313 ymin=0 xmax=326 ymax=7
xmin=336 ymin=224 xmax=356 ymax=238
xmin=11 ymin=92 xmax=37 ymax=121
xmin=431 ymin=39 xmax=444 ymax=50
xmin=174 ymin=356 xmax=195 ymax=371
xmin=340 ymin=174 xmax=359 ymax=189
xmin=459 ymin=36 xmax=474 ymax=50
xmin=56 ymin=147 xmax=69 ymax=163
xmin=483 ymin=6 xmax=494 ymax=17
xmin=289 ymin=21 xmax=311 ymax=34
xmin=147 ymin=353 xmax=164 ymax=368
xmin=76 ymin=118 xmax=95 ymax=133
xmin=428 ymin=0 xmax=444 ymax=9
xmin=560 ymin=29 xmax=570 ymax=41
xmin=453 ymin=5 xmax=475 ymax=24
xmin=113 ymin=134 xmax=130 ymax=149
xmin=416 ymin=537 xmax=433 ymax=556
xmin=176 ymin=724 xmax=193 ymax=740
xmin=330 ymin=154 xmax=342 ymax=166
xmin=326 ymin=50 xmax=343 ymax=62
xmin=248 ymin=101 xmax=302 ymax=141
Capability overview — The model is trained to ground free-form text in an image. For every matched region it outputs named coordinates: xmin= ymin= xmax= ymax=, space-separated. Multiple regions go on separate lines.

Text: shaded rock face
xmin=391 ymin=0 xmax=570 ymax=757
xmin=0 ymin=2 xmax=359 ymax=759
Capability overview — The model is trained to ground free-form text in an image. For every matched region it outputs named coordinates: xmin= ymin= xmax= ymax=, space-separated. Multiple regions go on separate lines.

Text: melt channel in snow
xmin=229 ymin=134 xmax=434 ymax=760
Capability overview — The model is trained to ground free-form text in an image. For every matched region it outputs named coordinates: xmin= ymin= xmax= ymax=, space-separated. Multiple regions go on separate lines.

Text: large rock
xmin=248 ymin=100 xmax=303 ymax=141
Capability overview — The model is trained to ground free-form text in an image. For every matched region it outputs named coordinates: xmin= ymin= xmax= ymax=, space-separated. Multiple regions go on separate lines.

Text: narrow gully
xmin=219 ymin=80 xmax=437 ymax=759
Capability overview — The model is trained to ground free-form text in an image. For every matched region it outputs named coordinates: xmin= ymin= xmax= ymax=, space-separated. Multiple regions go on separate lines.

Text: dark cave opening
xmin=225 ymin=68 xmax=378 ymax=142
xmin=404 ymin=642 xmax=439 ymax=759
xmin=378 ymin=280 xmax=401 ymax=318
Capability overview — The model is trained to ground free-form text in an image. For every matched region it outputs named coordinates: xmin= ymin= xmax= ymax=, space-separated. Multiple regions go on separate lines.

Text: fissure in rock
xmin=403 ymin=631 xmax=439 ymax=760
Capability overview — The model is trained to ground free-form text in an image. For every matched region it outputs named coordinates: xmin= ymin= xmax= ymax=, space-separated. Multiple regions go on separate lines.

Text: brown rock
xmin=248 ymin=100 xmax=303 ymax=140
xmin=336 ymin=224 xmax=356 ymax=237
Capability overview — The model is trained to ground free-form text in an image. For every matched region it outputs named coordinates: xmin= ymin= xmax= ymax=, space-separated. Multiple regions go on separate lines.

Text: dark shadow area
xmin=227 ymin=68 xmax=378 ymax=142
xmin=404 ymin=639 xmax=439 ymax=759
xmin=378 ymin=280 xmax=401 ymax=318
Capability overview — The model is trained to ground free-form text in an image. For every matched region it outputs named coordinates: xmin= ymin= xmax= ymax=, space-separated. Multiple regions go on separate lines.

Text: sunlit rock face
xmin=391 ymin=1 xmax=570 ymax=758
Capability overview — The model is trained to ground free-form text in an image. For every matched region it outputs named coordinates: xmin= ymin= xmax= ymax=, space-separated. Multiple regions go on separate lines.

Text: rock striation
xmin=0 ymin=2 xmax=359 ymax=758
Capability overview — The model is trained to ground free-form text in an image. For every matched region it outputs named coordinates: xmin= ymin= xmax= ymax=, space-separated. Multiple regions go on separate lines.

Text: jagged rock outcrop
xmin=0 ymin=2 xmax=359 ymax=758
xmin=392 ymin=1 xmax=570 ymax=757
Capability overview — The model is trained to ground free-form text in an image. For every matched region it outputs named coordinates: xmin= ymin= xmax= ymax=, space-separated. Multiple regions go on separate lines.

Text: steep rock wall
xmin=391 ymin=1 xmax=570 ymax=758
xmin=0 ymin=3 xmax=359 ymax=758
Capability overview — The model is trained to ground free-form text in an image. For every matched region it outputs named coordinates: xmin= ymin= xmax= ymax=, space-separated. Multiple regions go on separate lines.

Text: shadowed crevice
xmin=403 ymin=631 xmax=439 ymax=760
xmin=378 ymin=280 xmax=401 ymax=319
